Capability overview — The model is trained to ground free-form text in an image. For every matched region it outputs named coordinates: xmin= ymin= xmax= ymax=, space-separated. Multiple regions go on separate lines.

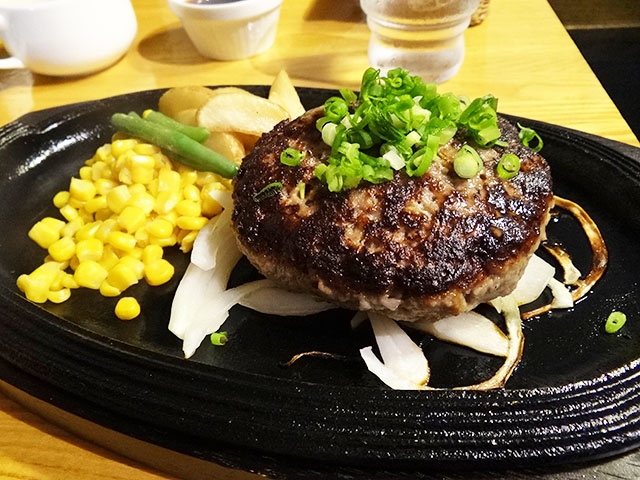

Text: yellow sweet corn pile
xmin=17 ymin=136 xmax=231 ymax=320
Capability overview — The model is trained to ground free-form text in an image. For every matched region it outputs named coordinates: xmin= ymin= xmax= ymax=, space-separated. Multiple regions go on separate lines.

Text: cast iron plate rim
xmin=1 ymin=87 xmax=639 ymax=475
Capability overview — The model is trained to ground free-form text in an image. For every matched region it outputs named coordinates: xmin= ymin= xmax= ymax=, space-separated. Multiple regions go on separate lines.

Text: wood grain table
xmin=0 ymin=0 xmax=638 ymax=478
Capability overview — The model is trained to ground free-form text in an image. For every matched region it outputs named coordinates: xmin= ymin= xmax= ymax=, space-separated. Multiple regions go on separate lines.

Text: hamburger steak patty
xmin=232 ymin=107 xmax=554 ymax=322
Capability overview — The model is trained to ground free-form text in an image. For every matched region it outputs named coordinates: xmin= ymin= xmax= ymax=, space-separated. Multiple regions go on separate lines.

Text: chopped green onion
xmin=496 ymin=153 xmax=521 ymax=179
xmin=253 ymin=181 xmax=283 ymax=202
xmin=605 ymin=311 xmax=627 ymax=333
xmin=518 ymin=123 xmax=544 ymax=152
xmin=307 ymin=68 xmax=505 ymax=192
xmin=453 ymin=145 xmax=483 ymax=178
xmin=298 ymin=181 xmax=306 ymax=199
xmin=280 ymin=147 xmax=305 ymax=166
xmin=210 ymin=331 xmax=228 ymax=346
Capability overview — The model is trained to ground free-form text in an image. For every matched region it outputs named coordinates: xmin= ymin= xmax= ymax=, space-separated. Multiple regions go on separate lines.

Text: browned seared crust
xmin=232 ymin=107 xmax=554 ymax=321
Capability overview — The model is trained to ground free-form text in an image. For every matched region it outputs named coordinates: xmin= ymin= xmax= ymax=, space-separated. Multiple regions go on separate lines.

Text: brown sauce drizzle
xmin=522 ymin=195 xmax=608 ymax=319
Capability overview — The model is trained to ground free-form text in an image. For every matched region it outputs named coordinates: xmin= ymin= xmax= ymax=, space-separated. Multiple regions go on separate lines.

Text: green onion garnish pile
xmin=307 ymin=67 xmax=509 ymax=192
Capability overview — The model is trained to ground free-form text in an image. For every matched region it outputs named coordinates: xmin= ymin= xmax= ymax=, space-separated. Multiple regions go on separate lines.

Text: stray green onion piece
xmin=496 ymin=153 xmax=521 ymax=179
xmin=605 ymin=311 xmax=627 ymax=334
xmin=453 ymin=145 xmax=483 ymax=179
xmin=518 ymin=123 xmax=544 ymax=152
xmin=280 ymin=147 xmax=305 ymax=167
xmin=298 ymin=181 xmax=306 ymax=199
xmin=210 ymin=331 xmax=228 ymax=346
xmin=253 ymin=181 xmax=283 ymax=202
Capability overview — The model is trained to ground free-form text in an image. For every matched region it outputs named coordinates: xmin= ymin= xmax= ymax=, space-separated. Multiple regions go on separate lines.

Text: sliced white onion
xmin=361 ymin=313 xmax=430 ymax=388
xmin=511 ymin=254 xmax=556 ymax=305
xmin=457 ymin=294 xmax=523 ymax=390
xmin=410 ymin=311 xmax=509 ymax=357
xmin=360 ymin=347 xmax=424 ymax=390
xmin=350 ymin=311 xmax=368 ymax=330
xmin=208 ymin=189 xmax=233 ymax=212
xmin=548 ymin=277 xmax=574 ymax=309
xmin=191 ymin=204 xmax=235 ymax=271
xmin=238 ymin=281 xmax=335 ymax=316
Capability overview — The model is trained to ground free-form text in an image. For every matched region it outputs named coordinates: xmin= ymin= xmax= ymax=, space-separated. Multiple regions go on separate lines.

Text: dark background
xmin=547 ymin=0 xmax=640 ymax=140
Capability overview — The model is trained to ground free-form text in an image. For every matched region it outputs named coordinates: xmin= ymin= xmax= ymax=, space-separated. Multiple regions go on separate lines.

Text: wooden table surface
xmin=0 ymin=0 xmax=638 ymax=479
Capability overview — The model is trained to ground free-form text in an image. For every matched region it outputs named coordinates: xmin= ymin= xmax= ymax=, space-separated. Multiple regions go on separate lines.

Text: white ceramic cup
xmin=0 ymin=0 xmax=137 ymax=76
xmin=168 ymin=0 xmax=283 ymax=61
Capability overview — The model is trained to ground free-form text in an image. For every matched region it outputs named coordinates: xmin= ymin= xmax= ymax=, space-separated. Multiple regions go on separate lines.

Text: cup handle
xmin=0 ymin=13 xmax=24 ymax=69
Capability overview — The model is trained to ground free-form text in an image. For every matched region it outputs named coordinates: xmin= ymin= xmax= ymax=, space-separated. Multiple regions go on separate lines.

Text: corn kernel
xmin=146 ymin=218 xmax=173 ymax=239
xmin=59 ymin=204 xmax=79 ymax=222
xmin=18 ymin=275 xmax=49 ymax=303
xmin=48 ymin=236 xmax=76 ymax=262
xmin=153 ymin=152 xmax=172 ymax=169
xmin=180 ymin=170 xmax=198 ymax=187
xmin=69 ymin=177 xmax=96 ymax=202
xmin=48 ymin=288 xmax=71 ymax=304
xmin=129 ymin=246 xmax=143 ymax=260
xmin=107 ymin=263 xmax=139 ymax=291
xmin=115 ymin=297 xmax=141 ymax=320
xmin=176 ymin=199 xmax=201 ymax=217
xmin=74 ymin=260 xmax=108 ymax=289
xmin=28 ymin=221 xmax=60 ymax=249
xmin=95 ymin=178 xmax=117 ymax=196
xmin=201 ymin=194 xmax=223 ymax=218
xmin=95 ymin=219 xmax=118 ymax=243
xmin=179 ymin=230 xmax=198 ymax=253
xmin=53 ymin=191 xmax=70 ymax=208
xmin=49 ymin=269 xmax=66 ymax=291
xmin=62 ymin=273 xmax=79 ymax=289
xmin=158 ymin=211 xmax=178 ymax=226
xmin=94 ymin=208 xmax=113 ymax=222
xmin=144 ymin=258 xmax=174 ymax=286
xmin=133 ymin=143 xmax=160 ymax=155
xmin=61 ymin=216 xmax=84 ymax=238
xmin=131 ymin=165 xmax=154 ymax=185
xmin=158 ymin=168 xmax=181 ymax=193
xmin=182 ymin=184 xmax=200 ymax=203
xmin=142 ymin=244 xmax=163 ymax=264
xmin=76 ymin=238 xmax=104 ymax=262
xmin=99 ymin=245 xmax=120 ymax=271
xmin=107 ymin=185 xmax=131 ymax=214
xmin=127 ymin=191 xmax=155 ymax=215
xmin=118 ymin=167 xmax=133 ymax=185
xmin=30 ymin=261 xmax=64 ymax=286
xmin=117 ymin=205 xmax=146 ymax=234
xmin=95 ymin=144 xmax=113 ymax=162
xmin=148 ymin=233 xmax=177 ymax=247
xmin=111 ymin=138 xmax=138 ymax=158
xmin=79 ymin=166 xmax=92 ymax=181
xmin=99 ymin=281 xmax=121 ymax=297
xmin=68 ymin=196 xmax=87 ymax=209
xmin=154 ymin=190 xmax=180 ymax=214
xmin=85 ymin=195 xmax=108 ymax=214
xmin=119 ymin=256 xmax=145 ymax=279
xmin=176 ymin=216 xmax=208 ymax=230
xmin=107 ymin=231 xmax=136 ymax=252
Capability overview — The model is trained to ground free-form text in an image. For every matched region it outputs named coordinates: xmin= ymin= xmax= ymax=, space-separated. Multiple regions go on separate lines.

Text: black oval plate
xmin=0 ymin=87 xmax=639 ymax=477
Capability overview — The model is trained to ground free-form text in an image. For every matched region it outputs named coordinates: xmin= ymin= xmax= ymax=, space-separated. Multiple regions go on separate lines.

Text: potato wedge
xmin=232 ymin=132 xmax=260 ymax=151
xmin=269 ymin=70 xmax=306 ymax=119
xmin=172 ymin=108 xmax=198 ymax=126
xmin=203 ymin=132 xmax=246 ymax=165
xmin=197 ymin=92 xmax=289 ymax=136
xmin=158 ymin=86 xmax=218 ymax=119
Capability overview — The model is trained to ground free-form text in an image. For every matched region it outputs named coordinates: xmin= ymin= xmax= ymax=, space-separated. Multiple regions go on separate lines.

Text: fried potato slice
xmin=232 ymin=132 xmax=260 ymax=151
xmin=158 ymin=86 xmax=218 ymax=120
xmin=197 ymin=92 xmax=289 ymax=136
xmin=203 ymin=132 xmax=246 ymax=165
xmin=269 ymin=70 xmax=306 ymax=119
